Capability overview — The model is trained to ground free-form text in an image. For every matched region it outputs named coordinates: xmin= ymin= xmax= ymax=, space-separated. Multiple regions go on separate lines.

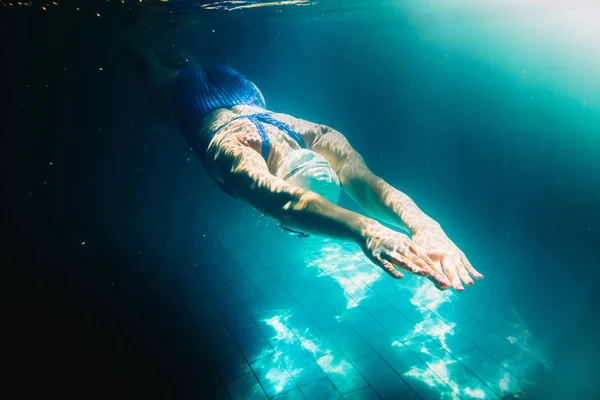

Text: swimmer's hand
xmin=358 ymin=221 xmax=452 ymax=290
xmin=411 ymin=227 xmax=484 ymax=291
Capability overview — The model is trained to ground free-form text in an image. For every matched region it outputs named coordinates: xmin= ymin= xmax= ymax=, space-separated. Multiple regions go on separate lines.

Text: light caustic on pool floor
xmin=235 ymin=238 xmax=549 ymax=399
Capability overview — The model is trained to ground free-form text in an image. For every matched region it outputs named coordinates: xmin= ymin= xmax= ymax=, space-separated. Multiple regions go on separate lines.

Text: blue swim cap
xmin=173 ymin=66 xmax=266 ymax=147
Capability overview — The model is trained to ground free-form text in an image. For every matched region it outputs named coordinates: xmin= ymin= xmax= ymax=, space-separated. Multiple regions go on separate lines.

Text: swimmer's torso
xmin=199 ymin=105 xmax=324 ymax=181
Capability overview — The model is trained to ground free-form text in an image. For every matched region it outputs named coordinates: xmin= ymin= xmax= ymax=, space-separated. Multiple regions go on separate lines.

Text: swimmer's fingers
xmin=441 ymin=256 xmax=465 ymax=292
xmin=432 ymin=262 xmax=450 ymax=291
xmin=408 ymin=244 xmax=437 ymax=272
xmin=383 ymin=252 xmax=427 ymax=277
xmin=408 ymin=245 xmax=451 ymax=289
xmin=460 ymin=251 xmax=484 ymax=280
xmin=372 ymin=250 xmax=404 ymax=279
xmin=456 ymin=261 xmax=475 ymax=287
xmin=384 ymin=251 xmax=451 ymax=290
xmin=372 ymin=248 xmax=451 ymax=291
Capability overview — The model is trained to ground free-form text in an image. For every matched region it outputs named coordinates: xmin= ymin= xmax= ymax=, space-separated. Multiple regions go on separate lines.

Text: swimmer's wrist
xmin=408 ymin=219 xmax=443 ymax=236
xmin=351 ymin=217 xmax=382 ymax=244
xmin=332 ymin=209 xmax=372 ymax=244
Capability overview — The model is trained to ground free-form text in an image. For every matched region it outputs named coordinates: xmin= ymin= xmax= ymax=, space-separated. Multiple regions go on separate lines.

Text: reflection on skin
xmin=245 ymin=240 xmax=549 ymax=397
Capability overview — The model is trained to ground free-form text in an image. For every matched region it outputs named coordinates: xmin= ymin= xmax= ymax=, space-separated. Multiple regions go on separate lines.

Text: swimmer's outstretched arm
xmin=209 ymin=135 xmax=453 ymax=289
xmin=310 ymin=126 xmax=484 ymax=291
xmin=309 ymin=127 xmax=435 ymax=233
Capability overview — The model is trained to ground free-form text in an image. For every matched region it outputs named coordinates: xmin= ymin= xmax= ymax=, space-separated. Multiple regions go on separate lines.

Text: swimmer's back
xmin=200 ymin=105 xmax=327 ymax=179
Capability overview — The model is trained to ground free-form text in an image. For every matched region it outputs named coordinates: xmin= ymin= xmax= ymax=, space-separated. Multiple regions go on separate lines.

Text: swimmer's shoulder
xmin=200 ymin=107 xmax=263 ymax=158
xmin=267 ymin=112 xmax=329 ymax=148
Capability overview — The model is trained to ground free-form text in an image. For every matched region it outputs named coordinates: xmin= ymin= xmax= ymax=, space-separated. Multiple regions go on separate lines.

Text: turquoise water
xmin=3 ymin=0 xmax=600 ymax=398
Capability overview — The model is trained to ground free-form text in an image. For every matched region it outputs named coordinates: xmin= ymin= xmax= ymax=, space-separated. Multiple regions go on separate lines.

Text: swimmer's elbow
xmin=231 ymin=171 xmax=309 ymax=220
xmin=279 ymin=191 xmax=320 ymax=213
xmin=246 ymin=183 xmax=322 ymax=226
xmin=217 ymin=146 xmax=319 ymax=222
xmin=260 ymin=188 xmax=318 ymax=223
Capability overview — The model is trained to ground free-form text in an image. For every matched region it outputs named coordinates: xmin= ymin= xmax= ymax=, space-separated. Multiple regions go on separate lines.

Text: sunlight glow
xmin=400 ymin=0 xmax=600 ymax=108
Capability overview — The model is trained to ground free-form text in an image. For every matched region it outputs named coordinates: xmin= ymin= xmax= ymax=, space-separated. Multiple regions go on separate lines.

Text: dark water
xmin=3 ymin=0 xmax=600 ymax=398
